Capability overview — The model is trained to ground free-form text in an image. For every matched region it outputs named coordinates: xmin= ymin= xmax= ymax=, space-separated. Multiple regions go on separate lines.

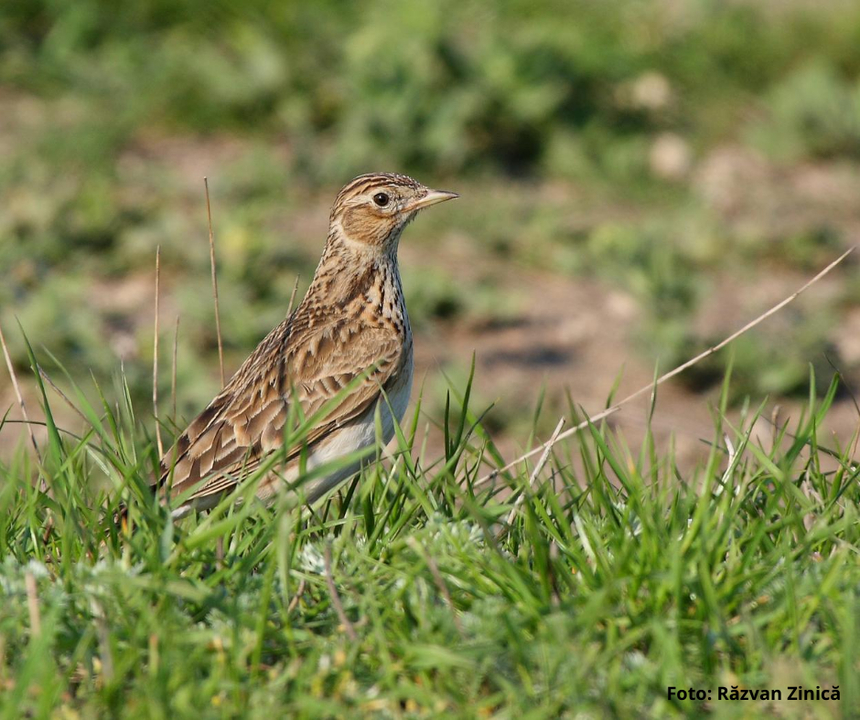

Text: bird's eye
xmin=373 ymin=192 xmax=390 ymax=207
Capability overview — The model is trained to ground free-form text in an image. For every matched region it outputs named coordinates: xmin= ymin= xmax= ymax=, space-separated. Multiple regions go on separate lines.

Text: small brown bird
xmin=155 ymin=173 xmax=457 ymax=515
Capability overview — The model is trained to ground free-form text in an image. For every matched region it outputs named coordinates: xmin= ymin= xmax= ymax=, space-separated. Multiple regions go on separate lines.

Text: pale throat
xmin=331 ymin=215 xmax=405 ymax=257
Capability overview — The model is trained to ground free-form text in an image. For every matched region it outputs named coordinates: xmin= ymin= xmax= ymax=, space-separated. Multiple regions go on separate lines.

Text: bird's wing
xmin=156 ymin=313 xmax=405 ymax=505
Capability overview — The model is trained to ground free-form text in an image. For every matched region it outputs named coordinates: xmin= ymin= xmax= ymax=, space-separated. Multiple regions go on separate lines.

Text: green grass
xmin=1 ymin=344 xmax=858 ymax=718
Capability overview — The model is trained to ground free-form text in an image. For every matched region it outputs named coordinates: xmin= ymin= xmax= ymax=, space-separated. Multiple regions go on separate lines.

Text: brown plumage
xmin=155 ymin=173 xmax=457 ymax=514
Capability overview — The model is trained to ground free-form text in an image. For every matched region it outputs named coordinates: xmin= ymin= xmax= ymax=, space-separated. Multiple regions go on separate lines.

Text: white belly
xmin=261 ymin=351 xmax=414 ymax=504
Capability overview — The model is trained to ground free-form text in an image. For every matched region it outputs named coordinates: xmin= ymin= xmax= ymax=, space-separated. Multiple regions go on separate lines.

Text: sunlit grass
xmin=1 ymin=341 xmax=858 ymax=717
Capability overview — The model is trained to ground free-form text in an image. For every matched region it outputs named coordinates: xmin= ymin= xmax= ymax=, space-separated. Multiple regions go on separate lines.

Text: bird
xmin=154 ymin=173 xmax=458 ymax=516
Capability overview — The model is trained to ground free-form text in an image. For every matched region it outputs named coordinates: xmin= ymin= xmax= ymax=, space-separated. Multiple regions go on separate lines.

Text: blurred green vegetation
xmin=1 ymin=0 xmax=860 ymax=426
xmin=4 ymin=0 xmax=860 ymax=177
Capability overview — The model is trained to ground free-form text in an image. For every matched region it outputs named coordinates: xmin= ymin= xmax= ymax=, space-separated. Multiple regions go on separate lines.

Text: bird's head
xmin=329 ymin=173 xmax=458 ymax=252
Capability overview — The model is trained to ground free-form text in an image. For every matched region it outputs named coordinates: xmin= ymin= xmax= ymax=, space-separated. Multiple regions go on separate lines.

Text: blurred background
xmin=2 ymin=0 xmax=860 ymax=464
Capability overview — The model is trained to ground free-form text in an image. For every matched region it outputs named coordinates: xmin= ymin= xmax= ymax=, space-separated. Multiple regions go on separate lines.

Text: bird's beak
xmin=405 ymin=189 xmax=459 ymax=213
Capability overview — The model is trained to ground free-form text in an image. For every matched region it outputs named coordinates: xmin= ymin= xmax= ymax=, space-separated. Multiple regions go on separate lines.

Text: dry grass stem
xmin=324 ymin=542 xmax=358 ymax=641
xmin=287 ymin=578 xmax=307 ymax=615
xmin=204 ymin=177 xmax=225 ymax=388
xmin=148 ymin=634 xmax=159 ymax=677
xmin=92 ymin=600 xmax=115 ymax=683
xmin=25 ymin=572 xmax=41 ymax=637
xmin=152 ymin=245 xmax=164 ymax=458
xmin=478 ymin=247 xmax=854 ymax=488
xmin=288 ymin=274 xmax=301 ymax=316
xmin=0 ymin=321 xmax=42 ymax=467
xmin=38 ymin=367 xmax=89 ymax=426
xmin=499 ymin=417 xmax=565 ymax=538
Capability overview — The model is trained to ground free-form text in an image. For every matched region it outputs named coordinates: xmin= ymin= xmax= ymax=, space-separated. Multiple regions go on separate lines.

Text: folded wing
xmin=156 ymin=313 xmax=403 ymax=505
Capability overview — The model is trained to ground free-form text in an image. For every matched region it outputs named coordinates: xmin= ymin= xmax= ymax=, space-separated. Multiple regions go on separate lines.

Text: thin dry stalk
xmin=148 ymin=634 xmax=159 ymax=677
xmin=171 ymin=315 xmax=180 ymax=423
xmin=38 ymin=367 xmax=89 ymax=426
xmin=499 ymin=417 xmax=565 ymax=538
xmin=92 ymin=600 xmax=115 ymax=683
xmin=152 ymin=245 xmax=164 ymax=458
xmin=288 ymin=274 xmax=301 ymax=316
xmin=770 ymin=405 xmax=781 ymax=452
xmin=324 ymin=542 xmax=358 ymax=641
xmin=204 ymin=177 xmax=225 ymax=388
xmin=287 ymin=578 xmax=307 ymax=615
xmin=477 ymin=248 xmax=854 ymax=488
xmin=25 ymin=572 xmax=41 ymax=637
xmin=0 ymin=321 xmax=42 ymax=469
